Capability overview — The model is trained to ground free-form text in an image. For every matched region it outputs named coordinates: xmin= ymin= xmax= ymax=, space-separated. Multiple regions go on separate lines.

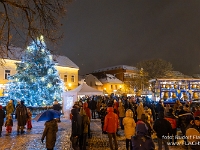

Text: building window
xmin=5 ymin=70 xmax=11 ymax=79
xmin=90 ymin=81 xmax=92 ymax=86
xmin=115 ymin=85 xmax=117 ymax=89
xmin=71 ymin=75 xmax=75 ymax=82
xmin=111 ymin=85 xmax=113 ymax=89
xmin=64 ymin=75 xmax=67 ymax=82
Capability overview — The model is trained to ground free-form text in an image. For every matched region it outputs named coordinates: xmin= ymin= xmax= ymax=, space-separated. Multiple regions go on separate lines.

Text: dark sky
xmin=57 ymin=0 xmax=200 ymax=75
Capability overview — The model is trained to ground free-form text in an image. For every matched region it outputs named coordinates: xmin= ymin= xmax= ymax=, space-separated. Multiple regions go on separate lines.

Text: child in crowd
xmin=27 ymin=108 xmax=32 ymax=130
xmin=5 ymin=115 xmax=13 ymax=135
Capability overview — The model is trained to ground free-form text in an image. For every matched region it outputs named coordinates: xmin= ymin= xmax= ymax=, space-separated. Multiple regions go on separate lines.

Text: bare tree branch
xmin=0 ymin=0 xmax=72 ymax=64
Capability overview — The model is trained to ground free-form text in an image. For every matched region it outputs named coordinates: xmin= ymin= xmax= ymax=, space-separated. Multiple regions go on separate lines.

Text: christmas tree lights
xmin=5 ymin=36 xmax=63 ymax=106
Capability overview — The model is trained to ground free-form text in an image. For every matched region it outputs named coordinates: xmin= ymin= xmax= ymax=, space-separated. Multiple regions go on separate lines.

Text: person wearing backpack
xmin=131 ymin=121 xmax=155 ymax=150
xmin=164 ymin=108 xmax=178 ymax=144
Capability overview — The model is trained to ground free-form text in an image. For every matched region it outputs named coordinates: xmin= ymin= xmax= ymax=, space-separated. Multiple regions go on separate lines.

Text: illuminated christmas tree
xmin=5 ymin=36 xmax=63 ymax=106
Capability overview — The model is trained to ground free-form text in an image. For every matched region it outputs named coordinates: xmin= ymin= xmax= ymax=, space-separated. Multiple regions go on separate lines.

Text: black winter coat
xmin=71 ymin=108 xmax=82 ymax=137
xmin=153 ymin=118 xmax=172 ymax=139
xmin=89 ymin=100 xmax=97 ymax=110
xmin=178 ymin=112 xmax=194 ymax=134
xmin=15 ymin=105 xmax=27 ymax=126
xmin=0 ymin=109 xmax=5 ymax=126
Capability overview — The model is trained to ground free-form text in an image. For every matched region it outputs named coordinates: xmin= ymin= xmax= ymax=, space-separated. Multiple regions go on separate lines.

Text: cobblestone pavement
xmin=0 ymin=117 xmax=187 ymax=150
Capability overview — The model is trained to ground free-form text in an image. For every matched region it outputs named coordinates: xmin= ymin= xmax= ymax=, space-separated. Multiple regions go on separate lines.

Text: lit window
xmin=71 ymin=75 xmax=75 ymax=82
xmin=115 ymin=85 xmax=117 ymax=89
xmin=111 ymin=85 xmax=113 ymax=89
xmin=64 ymin=75 xmax=67 ymax=82
xmin=5 ymin=70 xmax=11 ymax=79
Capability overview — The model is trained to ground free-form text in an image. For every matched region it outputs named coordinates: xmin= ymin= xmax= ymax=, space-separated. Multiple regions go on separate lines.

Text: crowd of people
xmin=0 ymin=100 xmax=32 ymax=136
xmin=0 ymin=99 xmax=62 ymax=150
xmin=70 ymin=95 xmax=200 ymax=150
xmin=0 ymin=96 xmax=200 ymax=150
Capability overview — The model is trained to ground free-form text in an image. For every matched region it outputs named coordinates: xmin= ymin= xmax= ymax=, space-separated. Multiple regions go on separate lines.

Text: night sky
xmin=57 ymin=0 xmax=200 ymax=75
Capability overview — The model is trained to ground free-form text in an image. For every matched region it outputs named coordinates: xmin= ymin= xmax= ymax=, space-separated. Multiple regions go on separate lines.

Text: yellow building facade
xmin=0 ymin=47 xmax=79 ymax=96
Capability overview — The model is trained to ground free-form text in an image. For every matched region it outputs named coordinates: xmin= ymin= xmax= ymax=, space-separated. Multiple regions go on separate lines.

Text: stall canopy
xmin=66 ymin=82 xmax=103 ymax=95
xmin=62 ymin=83 xmax=103 ymax=119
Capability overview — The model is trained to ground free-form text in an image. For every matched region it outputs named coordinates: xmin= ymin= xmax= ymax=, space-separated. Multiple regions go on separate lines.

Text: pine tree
xmin=5 ymin=36 xmax=63 ymax=106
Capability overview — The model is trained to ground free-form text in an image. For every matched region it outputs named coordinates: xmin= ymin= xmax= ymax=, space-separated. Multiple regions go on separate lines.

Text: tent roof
xmin=67 ymin=83 xmax=103 ymax=95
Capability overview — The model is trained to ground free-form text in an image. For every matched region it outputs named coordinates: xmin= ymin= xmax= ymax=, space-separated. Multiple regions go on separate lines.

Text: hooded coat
xmin=103 ymin=107 xmax=118 ymax=133
xmin=15 ymin=104 xmax=27 ymax=126
xmin=42 ymin=119 xmax=58 ymax=149
xmin=136 ymin=102 xmax=144 ymax=120
xmin=6 ymin=101 xmax=14 ymax=115
xmin=118 ymin=102 xmax=125 ymax=118
xmin=123 ymin=109 xmax=136 ymax=139
xmin=132 ymin=122 xmax=155 ymax=150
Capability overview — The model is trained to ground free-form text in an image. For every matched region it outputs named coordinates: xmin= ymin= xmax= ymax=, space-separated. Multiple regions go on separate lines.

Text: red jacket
xmin=83 ymin=102 xmax=91 ymax=120
xmin=103 ymin=107 xmax=118 ymax=133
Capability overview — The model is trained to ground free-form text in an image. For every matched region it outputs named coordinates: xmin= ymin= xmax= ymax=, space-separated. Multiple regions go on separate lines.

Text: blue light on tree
xmin=5 ymin=36 xmax=63 ymax=106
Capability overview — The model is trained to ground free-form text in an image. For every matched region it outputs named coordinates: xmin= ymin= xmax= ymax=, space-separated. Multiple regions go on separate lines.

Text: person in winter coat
xmin=173 ymin=100 xmax=182 ymax=115
xmin=5 ymin=115 xmax=13 ymax=135
xmin=15 ymin=100 xmax=27 ymax=134
xmin=164 ymin=104 xmax=171 ymax=116
xmin=123 ymin=96 xmax=129 ymax=111
xmin=89 ymin=97 xmax=97 ymax=119
xmin=71 ymin=108 xmax=82 ymax=150
xmin=104 ymin=107 xmax=119 ymax=150
xmin=83 ymin=102 xmax=91 ymax=138
xmin=99 ymin=103 xmax=107 ymax=133
xmin=79 ymin=107 xmax=90 ymax=150
xmin=136 ymin=102 xmax=144 ymax=120
xmin=123 ymin=109 xmax=136 ymax=150
xmin=118 ymin=100 xmax=125 ymax=130
xmin=6 ymin=100 xmax=14 ymax=117
xmin=164 ymin=108 xmax=178 ymax=143
xmin=96 ymin=100 xmax=101 ymax=119
xmin=155 ymin=100 xmax=165 ymax=119
xmin=113 ymin=99 xmax=119 ymax=116
xmin=140 ymin=114 xmax=153 ymax=137
xmin=131 ymin=121 xmax=155 ymax=150
xmin=0 ymin=105 xmax=5 ymax=136
xmin=178 ymin=104 xmax=194 ymax=145
xmin=153 ymin=112 xmax=172 ymax=150
xmin=27 ymin=108 xmax=32 ymax=130
xmin=41 ymin=119 xmax=58 ymax=150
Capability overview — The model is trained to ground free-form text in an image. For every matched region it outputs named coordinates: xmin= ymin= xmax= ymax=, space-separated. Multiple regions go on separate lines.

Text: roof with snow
xmin=1 ymin=45 xmax=79 ymax=69
xmin=99 ymin=74 xmax=123 ymax=84
xmin=93 ymin=65 xmax=138 ymax=73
